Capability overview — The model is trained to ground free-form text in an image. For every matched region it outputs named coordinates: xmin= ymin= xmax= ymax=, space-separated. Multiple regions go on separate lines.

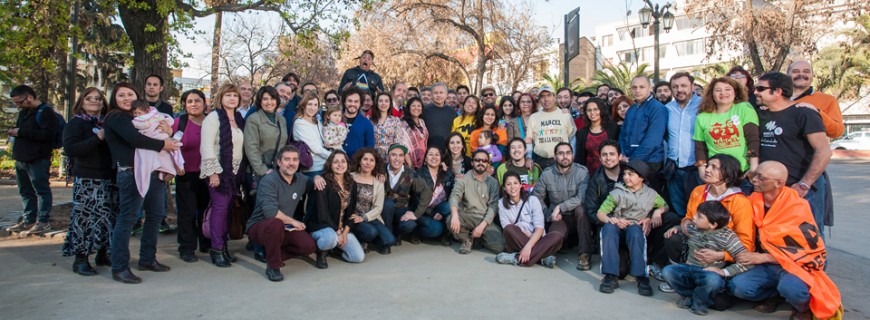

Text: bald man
xmin=727 ymin=161 xmax=841 ymax=320
xmin=789 ymin=60 xmax=841 ymax=235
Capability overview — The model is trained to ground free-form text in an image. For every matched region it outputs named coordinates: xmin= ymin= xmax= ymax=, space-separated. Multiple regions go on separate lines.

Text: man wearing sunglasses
xmin=755 ymin=72 xmax=831 ymax=238
xmin=480 ymin=85 xmax=498 ymax=108
xmin=448 ymin=150 xmax=504 ymax=255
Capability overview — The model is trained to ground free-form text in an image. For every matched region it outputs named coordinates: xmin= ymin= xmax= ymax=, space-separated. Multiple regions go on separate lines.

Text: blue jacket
xmin=619 ymin=95 xmax=667 ymax=163
xmin=342 ymin=114 xmax=375 ymax=158
xmin=282 ymin=95 xmax=301 ymax=137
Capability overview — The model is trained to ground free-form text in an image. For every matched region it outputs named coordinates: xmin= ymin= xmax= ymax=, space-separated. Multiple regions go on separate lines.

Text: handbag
xmin=287 ymin=120 xmax=315 ymax=169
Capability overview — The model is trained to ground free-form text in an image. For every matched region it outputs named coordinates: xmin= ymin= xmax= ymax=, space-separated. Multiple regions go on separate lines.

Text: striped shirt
xmin=686 ymin=224 xmax=753 ymax=277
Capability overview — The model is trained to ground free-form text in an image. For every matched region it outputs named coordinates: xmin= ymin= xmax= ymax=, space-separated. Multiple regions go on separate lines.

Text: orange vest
xmin=749 ymin=188 xmax=842 ymax=319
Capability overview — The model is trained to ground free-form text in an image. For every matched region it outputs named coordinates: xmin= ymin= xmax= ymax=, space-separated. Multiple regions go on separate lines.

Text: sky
xmin=176 ymin=0 xmax=654 ymax=79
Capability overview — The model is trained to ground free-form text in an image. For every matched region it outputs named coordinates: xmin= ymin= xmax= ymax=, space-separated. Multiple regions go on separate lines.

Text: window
xmin=618 ymin=50 xmax=637 ymax=63
xmin=675 ymin=16 xmax=703 ymax=30
xmin=616 ymin=25 xmax=645 ymax=41
xmin=674 ymin=39 xmax=705 ymax=56
xmin=602 ymin=35 xmax=613 ymax=47
xmin=641 ymin=46 xmax=666 ymax=62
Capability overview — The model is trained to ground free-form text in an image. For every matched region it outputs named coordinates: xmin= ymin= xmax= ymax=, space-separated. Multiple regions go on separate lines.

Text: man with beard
xmin=496 ymin=138 xmax=543 ymax=191
xmin=789 ymin=60 xmax=843 ymax=237
xmin=391 ymin=82 xmax=408 ymax=117
xmin=341 ymin=87 xmax=375 ymax=158
xmin=448 ymin=150 xmax=504 ymax=254
xmin=664 ymin=72 xmax=702 ymax=217
xmin=532 ymin=142 xmax=592 ymax=270
xmin=339 ymin=49 xmax=384 ymax=95
xmin=596 ymin=84 xmax=611 ymax=100
xmin=481 ymin=85 xmax=498 ymax=108
xmin=755 ymin=72 xmax=831 ymax=237
xmin=245 ymin=145 xmax=317 ymax=282
xmin=583 ymin=140 xmax=623 ymax=269
xmin=654 ymin=81 xmax=673 ymax=104
xmin=446 ymin=90 xmax=458 ymax=110
xmin=276 ymin=81 xmax=299 ymax=136
xmin=420 ymin=86 xmax=433 ymax=106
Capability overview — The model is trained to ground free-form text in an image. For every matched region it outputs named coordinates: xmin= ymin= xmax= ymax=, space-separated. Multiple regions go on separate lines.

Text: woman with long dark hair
xmin=371 ymin=92 xmax=407 ymax=161
xmin=348 ymin=147 xmax=395 ymax=253
xmin=452 ymin=95 xmax=481 ymax=155
xmin=499 ymin=96 xmax=519 ymax=139
xmin=200 ymin=83 xmax=246 ymax=268
xmin=575 ymin=98 xmax=619 ymax=172
xmin=444 ymin=132 xmax=471 ymax=179
xmin=413 ymin=146 xmax=455 ymax=245
xmin=495 ymin=172 xmax=563 ymax=267
xmin=62 ymin=87 xmax=116 ymax=276
xmin=399 ymin=97 xmax=428 ymax=169
xmin=726 ymin=66 xmax=758 ymax=110
xmin=173 ymin=89 xmax=211 ymax=262
xmin=469 ymin=105 xmax=508 ymax=154
xmin=309 ymin=151 xmax=366 ymax=268
xmin=104 ymin=82 xmax=180 ymax=283
xmin=244 ymin=86 xmax=288 ymax=182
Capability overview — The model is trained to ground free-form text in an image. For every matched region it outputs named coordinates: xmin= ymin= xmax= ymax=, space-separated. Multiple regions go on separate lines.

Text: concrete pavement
xmin=0 ymin=161 xmax=868 ymax=319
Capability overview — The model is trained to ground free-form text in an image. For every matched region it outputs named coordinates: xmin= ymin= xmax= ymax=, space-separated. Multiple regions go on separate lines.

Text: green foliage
xmin=591 ymin=63 xmax=651 ymax=94
xmin=813 ymin=14 xmax=870 ymax=100
xmin=539 ymin=73 xmax=590 ymax=93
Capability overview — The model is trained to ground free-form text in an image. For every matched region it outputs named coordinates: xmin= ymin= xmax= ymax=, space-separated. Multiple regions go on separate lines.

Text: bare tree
xmin=685 ymin=0 xmax=864 ymax=74
xmin=492 ymin=2 xmax=552 ymax=93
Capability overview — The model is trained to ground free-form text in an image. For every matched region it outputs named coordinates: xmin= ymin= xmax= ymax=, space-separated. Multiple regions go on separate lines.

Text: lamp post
xmin=638 ymin=0 xmax=675 ymax=82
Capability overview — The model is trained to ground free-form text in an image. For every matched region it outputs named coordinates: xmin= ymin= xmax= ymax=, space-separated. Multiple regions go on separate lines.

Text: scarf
xmin=75 ymin=113 xmax=104 ymax=129
xmin=216 ymin=109 xmax=245 ymax=192
xmin=749 ymin=188 xmax=842 ymax=319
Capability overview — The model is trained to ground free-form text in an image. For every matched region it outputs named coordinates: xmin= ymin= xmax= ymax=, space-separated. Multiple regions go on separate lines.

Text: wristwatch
xmin=798 ymin=181 xmax=810 ymax=191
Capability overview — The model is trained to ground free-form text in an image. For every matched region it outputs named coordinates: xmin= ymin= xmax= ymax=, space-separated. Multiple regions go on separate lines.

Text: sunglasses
xmin=326 ymin=98 xmax=339 ymax=102
xmin=472 ymin=158 xmax=489 ymax=163
xmin=482 ymin=93 xmax=495 ymax=97
xmin=754 ymin=86 xmax=771 ymax=92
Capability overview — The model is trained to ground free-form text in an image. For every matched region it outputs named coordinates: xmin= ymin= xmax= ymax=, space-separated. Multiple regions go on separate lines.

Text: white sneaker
xmin=659 ymin=282 xmax=676 ymax=293
xmin=495 ymin=252 xmax=518 ymax=265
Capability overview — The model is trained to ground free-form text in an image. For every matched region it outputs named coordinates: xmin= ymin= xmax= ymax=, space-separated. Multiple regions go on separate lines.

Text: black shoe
xmin=159 ymin=219 xmax=171 ymax=234
xmin=180 ymin=253 xmax=198 ymax=263
xmin=637 ymin=277 xmax=653 ymax=296
xmin=254 ymin=251 xmax=267 ymax=263
xmin=754 ymin=297 xmax=780 ymax=313
xmin=210 ymin=249 xmax=231 ymax=267
xmin=438 ymin=234 xmax=451 ymax=246
xmin=377 ymin=246 xmax=391 ymax=255
xmin=409 ymin=234 xmax=421 ymax=245
xmin=362 ymin=243 xmax=370 ymax=254
xmin=265 ymin=268 xmax=284 ymax=282
xmin=112 ymin=269 xmax=142 ymax=284
xmin=73 ymin=254 xmax=97 ymax=276
xmin=198 ymin=246 xmax=210 ymax=254
xmin=245 ymin=239 xmax=254 ymax=251
xmin=137 ymin=261 xmax=171 ymax=272
xmin=315 ymin=250 xmax=328 ymax=269
xmin=599 ymin=274 xmax=619 ymax=293
xmin=223 ymin=248 xmax=238 ymax=263
xmin=95 ymin=249 xmax=111 ymax=267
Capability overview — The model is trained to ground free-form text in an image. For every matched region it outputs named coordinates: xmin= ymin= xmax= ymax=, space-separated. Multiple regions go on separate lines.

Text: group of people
xmin=5 ymin=49 xmax=844 ymax=319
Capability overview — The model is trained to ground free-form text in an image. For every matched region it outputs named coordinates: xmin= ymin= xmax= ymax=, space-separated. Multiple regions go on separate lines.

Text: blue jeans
xmin=810 ymin=174 xmax=827 ymax=238
xmin=15 ymin=157 xmax=52 ymax=223
xmin=111 ymin=171 xmax=167 ymax=272
xmin=727 ymin=264 xmax=810 ymax=312
xmin=383 ymin=199 xmax=418 ymax=237
xmin=600 ymin=223 xmax=647 ymax=277
xmin=663 ymin=264 xmax=726 ymax=309
xmin=416 ymin=201 xmax=451 ymax=239
xmin=352 ymin=219 xmax=397 ymax=247
xmin=666 ymin=167 xmax=701 ymax=217
xmin=310 ymin=227 xmax=364 ymax=263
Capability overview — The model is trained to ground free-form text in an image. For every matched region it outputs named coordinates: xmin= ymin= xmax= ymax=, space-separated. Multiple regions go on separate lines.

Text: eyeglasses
xmin=729 ymin=73 xmax=747 ymax=79
xmin=326 ymin=98 xmax=338 ymax=102
xmin=84 ymin=96 xmax=103 ymax=102
xmin=754 ymin=86 xmax=771 ymax=92
xmin=472 ymin=158 xmax=489 ymax=163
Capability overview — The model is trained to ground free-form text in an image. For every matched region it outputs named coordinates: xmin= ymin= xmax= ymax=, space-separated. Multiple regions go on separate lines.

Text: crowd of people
xmin=5 ymin=49 xmax=846 ymax=319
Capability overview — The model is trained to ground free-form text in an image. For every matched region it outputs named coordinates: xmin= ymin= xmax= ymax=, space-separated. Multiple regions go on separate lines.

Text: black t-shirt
xmin=758 ymin=105 xmax=825 ymax=185
xmin=421 ymin=104 xmax=456 ymax=148
xmin=345 ymin=114 xmax=358 ymax=131
xmin=149 ymin=100 xmax=174 ymax=116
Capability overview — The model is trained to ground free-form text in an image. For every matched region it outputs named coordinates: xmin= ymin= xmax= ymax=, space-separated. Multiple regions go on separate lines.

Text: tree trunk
xmin=119 ymin=0 xmax=168 ymax=96
xmin=211 ymin=11 xmax=223 ymax=96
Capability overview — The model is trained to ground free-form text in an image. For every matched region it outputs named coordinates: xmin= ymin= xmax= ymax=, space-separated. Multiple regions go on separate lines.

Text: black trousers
xmin=175 ymin=173 xmax=211 ymax=255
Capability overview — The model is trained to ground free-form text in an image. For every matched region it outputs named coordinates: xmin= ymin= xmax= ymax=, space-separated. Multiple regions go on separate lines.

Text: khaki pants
xmin=451 ymin=209 xmax=504 ymax=253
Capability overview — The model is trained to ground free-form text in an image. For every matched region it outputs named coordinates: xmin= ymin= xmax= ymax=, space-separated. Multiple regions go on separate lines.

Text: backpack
xmin=36 ymin=104 xmax=65 ymax=149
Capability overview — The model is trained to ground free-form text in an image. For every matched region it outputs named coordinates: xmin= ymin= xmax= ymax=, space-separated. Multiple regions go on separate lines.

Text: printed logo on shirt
xmin=760 ymin=120 xmax=782 ymax=148
xmin=708 ymin=120 xmax=742 ymax=149
xmin=292 ymin=193 xmax=298 ymax=200
xmin=535 ymin=119 xmax=568 ymax=144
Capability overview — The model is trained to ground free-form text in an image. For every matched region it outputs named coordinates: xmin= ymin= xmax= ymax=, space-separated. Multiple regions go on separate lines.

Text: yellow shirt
xmin=452 ymin=115 xmax=476 ymax=156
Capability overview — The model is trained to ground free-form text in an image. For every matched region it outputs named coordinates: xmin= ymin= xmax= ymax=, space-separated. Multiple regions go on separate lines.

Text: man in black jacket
xmin=338 ymin=50 xmax=384 ymax=95
xmin=6 ymin=85 xmax=58 ymax=234
xmin=582 ymin=140 xmax=623 ymax=270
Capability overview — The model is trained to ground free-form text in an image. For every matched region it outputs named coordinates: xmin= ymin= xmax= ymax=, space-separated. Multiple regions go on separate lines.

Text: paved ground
xmin=0 ymin=160 xmax=868 ymax=319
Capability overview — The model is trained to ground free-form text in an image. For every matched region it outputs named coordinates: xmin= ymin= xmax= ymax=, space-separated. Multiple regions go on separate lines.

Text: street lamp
xmin=638 ymin=0 xmax=674 ymax=82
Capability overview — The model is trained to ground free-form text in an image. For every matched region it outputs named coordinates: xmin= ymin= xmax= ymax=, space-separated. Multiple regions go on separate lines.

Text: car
xmin=830 ymin=131 xmax=870 ymax=150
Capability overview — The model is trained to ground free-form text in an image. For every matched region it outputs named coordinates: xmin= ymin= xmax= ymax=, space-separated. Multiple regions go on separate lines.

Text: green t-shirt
xmin=693 ymin=102 xmax=758 ymax=171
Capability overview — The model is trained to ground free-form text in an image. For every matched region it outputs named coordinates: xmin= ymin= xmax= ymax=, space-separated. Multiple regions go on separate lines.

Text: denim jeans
xmin=352 ymin=219 xmax=397 ymax=247
xmin=111 ymin=170 xmax=167 ymax=272
xmin=600 ymin=223 xmax=647 ymax=277
xmin=809 ymin=173 xmax=827 ymax=238
xmin=416 ymin=202 xmax=451 ymax=239
xmin=15 ymin=157 xmax=52 ymax=223
xmin=310 ymin=227 xmax=365 ymax=263
xmin=727 ymin=263 xmax=810 ymax=312
xmin=383 ymin=199 xmax=418 ymax=237
xmin=666 ymin=167 xmax=701 ymax=217
xmin=663 ymin=264 xmax=726 ymax=309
